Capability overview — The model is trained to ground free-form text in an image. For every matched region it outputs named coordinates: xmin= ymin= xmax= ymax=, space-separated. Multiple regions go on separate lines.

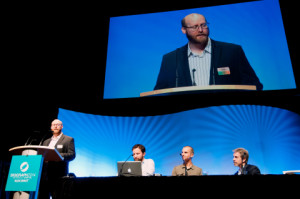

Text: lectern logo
xmin=6 ymin=155 xmax=43 ymax=192
xmin=20 ymin=162 xmax=29 ymax=172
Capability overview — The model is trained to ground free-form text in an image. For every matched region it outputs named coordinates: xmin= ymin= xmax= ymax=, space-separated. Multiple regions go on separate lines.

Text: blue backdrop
xmin=104 ymin=0 xmax=296 ymax=99
xmin=58 ymin=105 xmax=300 ymax=176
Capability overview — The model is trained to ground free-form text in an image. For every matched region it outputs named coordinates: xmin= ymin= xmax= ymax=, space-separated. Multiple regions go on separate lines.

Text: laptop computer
xmin=117 ymin=161 xmax=142 ymax=176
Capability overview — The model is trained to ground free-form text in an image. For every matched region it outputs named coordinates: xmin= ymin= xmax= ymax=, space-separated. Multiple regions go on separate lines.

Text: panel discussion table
xmin=55 ymin=175 xmax=298 ymax=198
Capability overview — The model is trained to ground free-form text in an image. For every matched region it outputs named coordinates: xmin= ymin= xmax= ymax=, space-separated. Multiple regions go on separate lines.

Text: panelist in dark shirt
xmin=233 ymin=147 xmax=261 ymax=175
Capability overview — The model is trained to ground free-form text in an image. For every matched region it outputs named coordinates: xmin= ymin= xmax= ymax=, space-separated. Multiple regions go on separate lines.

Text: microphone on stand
xmin=24 ymin=135 xmax=34 ymax=146
xmin=184 ymin=163 xmax=188 ymax=176
xmin=179 ymin=153 xmax=188 ymax=176
xmin=24 ymin=131 xmax=40 ymax=146
xmin=27 ymin=139 xmax=37 ymax=146
xmin=39 ymin=130 xmax=53 ymax=146
xmin=119 ymin=154 xmax=133 ymax=176
xmin=192 ymin=68 xmax=196 ymax=86
xmin=241 ymin=152 xmax=247 ymax=175
xmin=175 ymin=50 xmax=179 ymax=87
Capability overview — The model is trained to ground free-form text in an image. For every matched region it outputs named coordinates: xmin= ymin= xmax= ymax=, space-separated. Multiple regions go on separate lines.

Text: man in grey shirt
xmin=172 ymin=146 xmax=202 ymax=176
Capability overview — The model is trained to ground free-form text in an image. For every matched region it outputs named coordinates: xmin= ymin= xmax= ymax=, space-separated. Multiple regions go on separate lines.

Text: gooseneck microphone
xmin=184 ymin=161 xmax=188 ymax=176
xmin=241 ymin=152 xmax=247 ymax=175
xmin=24 ymin=131 xmax=40 ymax=146
xmin=24 ymin=135 xmax=34 ymax=146
xmin=192 ymin=68 xmax=196 ymax=86
xmin=119 ymin=154 xmax=133 ymax=176
xmin=175 ymin=49 xmax=179 ymax=87
xmin=179 ymin=153 xmax=188 ymax=176
xmin=39 ymin=130 xmax=53 ymax=146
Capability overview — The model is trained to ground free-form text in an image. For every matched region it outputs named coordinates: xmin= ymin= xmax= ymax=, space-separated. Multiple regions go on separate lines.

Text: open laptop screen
xmin=117 ymin=161 xmax=142 ymax=176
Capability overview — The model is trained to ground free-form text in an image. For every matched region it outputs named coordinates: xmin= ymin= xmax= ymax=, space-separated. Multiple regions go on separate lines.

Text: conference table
xmin=55 ymin=175 xmax=298 ymax=198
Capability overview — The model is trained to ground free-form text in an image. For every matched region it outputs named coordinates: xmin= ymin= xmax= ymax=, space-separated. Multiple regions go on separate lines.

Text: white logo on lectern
xmin=20 ymin=162 xmax=29 ymax=172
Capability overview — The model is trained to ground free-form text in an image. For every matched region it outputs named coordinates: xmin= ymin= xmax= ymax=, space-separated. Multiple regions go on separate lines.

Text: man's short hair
xmin=233 ymin=148 xmax=249 ymax=164
xmin=132 ymin=144 xmax=146 ymax=153
xmin=52 ymin=119 xmax=63 ymax=125
xmin=183 ymin=146 xmax=194 ymax=154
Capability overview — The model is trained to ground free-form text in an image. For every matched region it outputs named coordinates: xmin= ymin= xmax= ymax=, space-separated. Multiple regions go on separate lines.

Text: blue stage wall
xmin=58 ymin=105 xmax=300 ymax=176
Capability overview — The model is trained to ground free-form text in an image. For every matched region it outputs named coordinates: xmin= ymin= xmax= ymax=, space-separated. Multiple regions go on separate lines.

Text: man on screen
xmin=233 ymin=147 xmax=260 ymax=175
xmin=154 ymin=13 xmax=263 ymax=90
xmin=132 ymin=144 xmax=155 ymax=176
xmin=172 ymin=146 xmax=202 ymax=176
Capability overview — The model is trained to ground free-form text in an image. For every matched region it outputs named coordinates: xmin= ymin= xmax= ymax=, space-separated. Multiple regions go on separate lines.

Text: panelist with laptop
xmin=132 ymin=144 xmax=155 ymax=176
xmin=117 ymin=144 xmax=155 ymax=176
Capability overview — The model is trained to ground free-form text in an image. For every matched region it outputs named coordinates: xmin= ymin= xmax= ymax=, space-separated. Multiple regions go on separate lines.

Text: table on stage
xmin=55 ymin=175 xmax=298 ymax=198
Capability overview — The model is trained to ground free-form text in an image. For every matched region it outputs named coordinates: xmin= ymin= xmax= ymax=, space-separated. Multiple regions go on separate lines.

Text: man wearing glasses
xmin=39 ymin=119 xmax=76 ymax=198
xmin=154 ymin=13 xmax=263 ymax=90
xmin=44 ymin=119 xmax=76 ymax=164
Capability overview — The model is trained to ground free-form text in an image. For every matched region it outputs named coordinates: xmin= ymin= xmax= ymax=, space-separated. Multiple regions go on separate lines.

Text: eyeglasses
xmin=184 ymin=23 xmax=209 ymax=31
xmin=51 ymin=124 xmax=62 ymax=127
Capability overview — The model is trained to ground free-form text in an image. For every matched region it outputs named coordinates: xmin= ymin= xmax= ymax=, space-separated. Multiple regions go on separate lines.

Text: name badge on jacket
xmin=57 ymin=145 xmax=63 ymax=149
xmin=217 ymin=67 xmax=230 ymax=75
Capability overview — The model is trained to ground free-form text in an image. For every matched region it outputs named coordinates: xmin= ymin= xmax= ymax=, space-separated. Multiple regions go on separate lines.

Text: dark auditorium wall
xmin=2 ymin=0 xmax=299 ymax=163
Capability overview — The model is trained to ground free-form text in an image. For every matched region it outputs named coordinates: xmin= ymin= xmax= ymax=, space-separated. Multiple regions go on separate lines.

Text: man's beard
xmin=134 ymin=157 xmax=143 ymax=161
xmin=53 ymin=129 xmax=62 ymax=135
xmin=186 ymin=33 xmax=208 ymax=46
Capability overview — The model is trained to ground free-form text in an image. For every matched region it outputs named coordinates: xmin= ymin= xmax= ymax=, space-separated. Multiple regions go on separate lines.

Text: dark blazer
xmin=234 ymin=164 xmax=261 ymax=175
xmin=42 ymin=134 xmax=76 ymax=177
xmin=154 ymin=39 xmax=263 ymax=91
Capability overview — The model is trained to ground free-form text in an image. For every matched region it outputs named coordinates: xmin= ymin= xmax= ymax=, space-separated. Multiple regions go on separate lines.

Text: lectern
xmin=5 ymin=145 xmax=63 ymax=199
xmin=140 ymin=85 xmax=257 ymax=97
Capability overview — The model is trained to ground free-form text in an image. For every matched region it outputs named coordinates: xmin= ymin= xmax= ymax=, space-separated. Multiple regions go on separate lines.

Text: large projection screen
xmin=104 ymin=0 xmax=296 ymax=99
xmin=58 ymin=105 xmax=300 ymax=176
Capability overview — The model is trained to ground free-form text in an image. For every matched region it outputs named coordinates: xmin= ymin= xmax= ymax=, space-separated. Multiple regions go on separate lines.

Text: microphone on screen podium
xmin=119 ymin=154 xmax=133 ymax=176
xmin=176 ymin=66 xmax=179 ymax=87
xmin=192 ymin=68 xmax=196 ymax=86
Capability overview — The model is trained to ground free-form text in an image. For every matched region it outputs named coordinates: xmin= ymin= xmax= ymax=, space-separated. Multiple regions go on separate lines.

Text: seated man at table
xmin=233 ymin=147 xmax=260 ymax=175
xmin=172 ymin=146 xmax=202 ymax=176
xmin=132 ymin=144 xmax=155 ymax=176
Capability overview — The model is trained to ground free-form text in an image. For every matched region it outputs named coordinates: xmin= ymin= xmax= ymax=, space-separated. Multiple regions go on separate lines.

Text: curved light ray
xmin=58 ymin=105 xmax=300 ymax=176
